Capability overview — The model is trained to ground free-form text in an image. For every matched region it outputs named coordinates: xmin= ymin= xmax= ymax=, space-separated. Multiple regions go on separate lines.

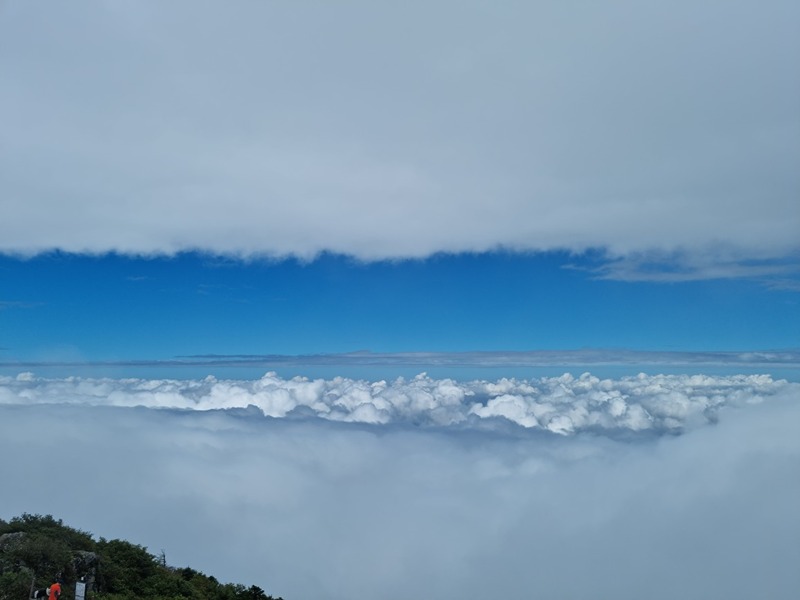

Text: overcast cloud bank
xmin=1 ymin=371 xmax=794 ymax=436
xmin=1 ymin=1 xmax=798 ymax=277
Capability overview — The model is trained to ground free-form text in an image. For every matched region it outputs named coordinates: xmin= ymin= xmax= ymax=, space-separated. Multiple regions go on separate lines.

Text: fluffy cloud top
xmin=1 ymin=371 xmax=792 ymax=436
xmin=1 ymin=1 xmax=798 ymax=270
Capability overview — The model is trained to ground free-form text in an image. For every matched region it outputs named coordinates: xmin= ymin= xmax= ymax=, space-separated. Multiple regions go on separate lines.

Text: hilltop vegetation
xmin=0 ymin=515 xmax=283 ymax=600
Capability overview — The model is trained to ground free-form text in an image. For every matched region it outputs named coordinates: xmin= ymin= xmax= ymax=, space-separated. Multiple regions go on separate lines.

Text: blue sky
xmin=1 ymin=250 xmax=797 ymax=366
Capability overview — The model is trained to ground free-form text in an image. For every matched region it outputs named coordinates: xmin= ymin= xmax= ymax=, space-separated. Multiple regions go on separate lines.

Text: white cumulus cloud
xmin=0 ymin=371 xmax=792 ymax=436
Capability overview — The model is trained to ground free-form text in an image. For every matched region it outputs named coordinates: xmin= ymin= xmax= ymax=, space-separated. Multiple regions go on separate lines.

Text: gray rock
xmin=0 ymin=531 xmax=26 ymax=551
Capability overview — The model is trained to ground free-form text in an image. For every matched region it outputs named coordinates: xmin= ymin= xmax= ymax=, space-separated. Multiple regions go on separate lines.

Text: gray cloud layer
xmin=1 ymin=1 xmax=798 ymax=272
xmin=1 ymin=371 xmax=798 ymax=599
xmin=5 ymin=349 xmax=800 ymax=373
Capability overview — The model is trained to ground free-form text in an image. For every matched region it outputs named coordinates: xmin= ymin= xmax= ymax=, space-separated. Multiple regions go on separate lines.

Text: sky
xmin=1 ymin=251 xmax=799 ymax=368
xmin=1 ymin=1 xmax=799 ymax=599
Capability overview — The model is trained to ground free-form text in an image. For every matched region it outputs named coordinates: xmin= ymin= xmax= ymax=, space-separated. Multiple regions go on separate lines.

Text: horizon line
xmin=2 ymin=348 xmax=800 ymax=369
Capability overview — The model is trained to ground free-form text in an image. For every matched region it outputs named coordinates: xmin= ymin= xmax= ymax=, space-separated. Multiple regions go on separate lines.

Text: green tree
xmin=94 ymin=539 xmax=157 ymax=597
xmin=1 ymin=515 xmax=93 ymax=553
xmin=0 ymin=569 xmax=33 ymax=600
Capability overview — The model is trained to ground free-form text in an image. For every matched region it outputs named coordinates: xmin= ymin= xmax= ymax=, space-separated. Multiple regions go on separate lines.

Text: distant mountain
xmin=0 ymin=514 xmax=283 ymax=600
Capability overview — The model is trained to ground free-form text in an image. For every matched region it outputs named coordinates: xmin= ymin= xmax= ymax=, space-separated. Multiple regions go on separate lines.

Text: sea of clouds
xmin=2 ymin=371 xmax=798 ymax=600
xmin=0 ymin=371 xmax=791 ymax=435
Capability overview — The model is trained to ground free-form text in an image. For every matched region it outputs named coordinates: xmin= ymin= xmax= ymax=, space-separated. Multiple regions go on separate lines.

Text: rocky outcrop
xmin=0 ymin=531 xmax=26 ymax=551
xmin=72 ymin=550 xmax=98 ymax=590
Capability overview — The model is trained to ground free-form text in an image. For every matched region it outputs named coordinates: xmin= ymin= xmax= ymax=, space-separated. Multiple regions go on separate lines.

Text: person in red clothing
xmin=47 ymin=577 xmax=62 ymax=600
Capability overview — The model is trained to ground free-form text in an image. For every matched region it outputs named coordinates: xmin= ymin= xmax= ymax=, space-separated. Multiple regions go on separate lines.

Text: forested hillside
xmin=0 ymin=515 xmax=283 ymax=600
